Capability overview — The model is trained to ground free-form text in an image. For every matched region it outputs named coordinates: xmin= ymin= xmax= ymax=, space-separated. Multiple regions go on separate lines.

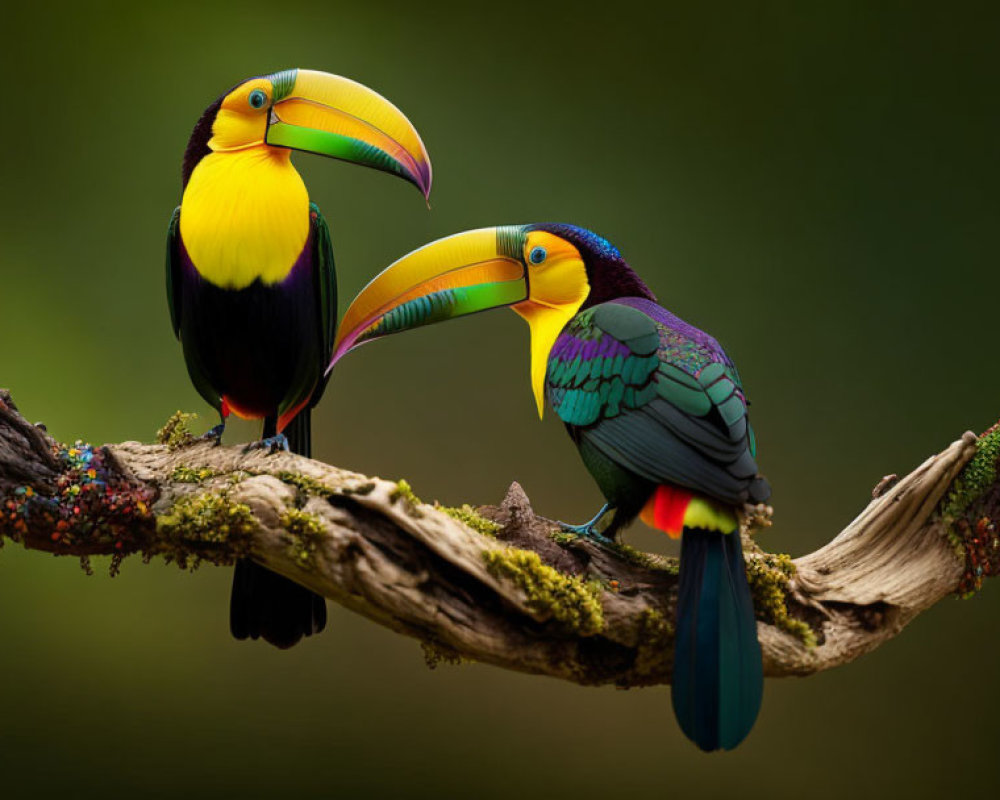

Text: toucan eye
xmin=248 ymin=89 xmax=268 ymax=109
xmin=529 ymin=246 xmax=547 ymax=265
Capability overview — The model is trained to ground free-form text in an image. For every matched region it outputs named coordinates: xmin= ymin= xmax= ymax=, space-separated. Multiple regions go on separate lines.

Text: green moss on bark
xmin=633 ymin=607 xmax=674 ymax=678
xmin=483 ymin=547 xmax=604 ymax=635
xmin=156 ymin=490 xmax=255 ymax=568
xmin=609 ymin=541 xmax=678 ymax=573
xmin=156 ymin=412 xmax=198 ymax=450
xmin=439 ymin=504 xmax=501 ymax=537
xmin=390 ymin=480 xmax=423 ymax=517
xmin=281 ymin=508 xmax=325 ymax=570
xmin=549 ymin=530 xmax=678 ymax=573
xmin=420 ymin=640 xmax=469 ymax=669
xmin=274 ymin=471 xmax=336 ymax=499
xmin=745 ymin=552 xmax=816 ymax=648
xmin=940 ymin=426 xmax=1000 ymax=596
xmin=171 ymin=465 xmax=219 ymax=483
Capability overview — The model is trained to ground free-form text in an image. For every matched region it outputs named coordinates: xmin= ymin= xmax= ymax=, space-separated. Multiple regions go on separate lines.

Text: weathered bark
xmin=1 ymin=388 xmax=995 ymax=686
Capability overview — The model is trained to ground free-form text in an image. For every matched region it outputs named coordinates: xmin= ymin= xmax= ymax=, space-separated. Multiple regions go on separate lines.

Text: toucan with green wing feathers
xmin=165 ymin=68 xmax=431 ymax=649
xmin=329 ymin=224 xmax=770 ymax=750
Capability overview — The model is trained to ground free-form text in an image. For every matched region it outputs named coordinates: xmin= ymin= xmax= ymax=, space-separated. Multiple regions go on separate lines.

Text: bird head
xmin=182 ymin=68 xmax=432 ymax=199
xmin=330 ymin=224 xmax=654 ymax=417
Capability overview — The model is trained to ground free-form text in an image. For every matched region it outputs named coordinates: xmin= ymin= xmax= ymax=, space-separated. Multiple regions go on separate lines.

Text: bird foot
xmin=243 ymin=434 xmax=289 ymax=454
xmin=558 ymin=521 xmax=615 ymax=546
xmin=199 ymin=423 xmax=226 ymax=445
xmin=557 ymin=503 xmax=615 ymax=545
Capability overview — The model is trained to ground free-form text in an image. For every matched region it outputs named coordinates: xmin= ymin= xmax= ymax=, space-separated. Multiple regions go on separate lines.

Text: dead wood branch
xmin=1 ymin=388 xmax=994 ymax=686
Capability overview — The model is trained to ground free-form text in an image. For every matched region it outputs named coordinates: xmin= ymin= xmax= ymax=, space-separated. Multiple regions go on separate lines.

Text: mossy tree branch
xmin=0 ymin=388 xmax=996 ymax=686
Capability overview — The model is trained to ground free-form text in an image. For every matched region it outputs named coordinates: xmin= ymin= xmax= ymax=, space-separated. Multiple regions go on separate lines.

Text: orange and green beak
xmin=330 ymin=224 xmax=593 ymax=418
xmin=264 ymin=68 xmax=432 ymax=199
xmin=330 ymin=226 xmax=530 ymax=367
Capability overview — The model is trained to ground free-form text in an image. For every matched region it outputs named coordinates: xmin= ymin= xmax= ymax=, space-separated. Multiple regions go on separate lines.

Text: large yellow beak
xmin=331 ymin=225 xmax=593 ymax=419
xmin=264 ymin=69 xmax=432 ymax=199
xmin=330 ymin=226 xmax=529 ymax=368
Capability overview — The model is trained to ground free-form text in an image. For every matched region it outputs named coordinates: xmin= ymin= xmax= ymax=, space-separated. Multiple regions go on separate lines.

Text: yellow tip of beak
xmin=535 ymin=392 xmax=546 ymax=420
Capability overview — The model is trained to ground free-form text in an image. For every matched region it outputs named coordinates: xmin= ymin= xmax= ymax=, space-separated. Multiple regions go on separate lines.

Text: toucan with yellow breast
xmin=166 ymin=68 xmax=431 ymax=648
xmin=330 ymin=224 xmax=769 ymax=750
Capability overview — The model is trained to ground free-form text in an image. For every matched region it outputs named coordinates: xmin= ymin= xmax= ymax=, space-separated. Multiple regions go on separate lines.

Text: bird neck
xmin=179 ymin=147 xmax=310 ymax=290
xmin=580 ymin=267 xmax=656 ymax=309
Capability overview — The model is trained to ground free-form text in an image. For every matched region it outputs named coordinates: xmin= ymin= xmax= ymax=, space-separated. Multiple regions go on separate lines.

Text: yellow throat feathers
xmin=180 ymin=147 xmax=309 ymax=290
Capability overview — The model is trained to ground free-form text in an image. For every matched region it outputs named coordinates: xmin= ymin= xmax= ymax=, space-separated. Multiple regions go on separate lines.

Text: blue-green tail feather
xmin=671 ymin=528 xmax=763 ymax=751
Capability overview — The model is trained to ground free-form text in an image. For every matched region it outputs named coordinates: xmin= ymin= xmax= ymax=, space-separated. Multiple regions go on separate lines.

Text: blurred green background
xmin=1 ymin=1 xmax=997 ymax=797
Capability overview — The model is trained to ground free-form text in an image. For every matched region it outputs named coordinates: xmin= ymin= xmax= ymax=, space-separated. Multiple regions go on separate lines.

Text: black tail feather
xmin=285 ymin=410 xmax=311 ymax=457
xmin=229 ymin=411 xmax=327 ymax=648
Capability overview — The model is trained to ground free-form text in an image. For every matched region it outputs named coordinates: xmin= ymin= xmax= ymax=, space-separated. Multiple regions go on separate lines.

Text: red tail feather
xmin=640 ymin=485 xmax=692 ymax=539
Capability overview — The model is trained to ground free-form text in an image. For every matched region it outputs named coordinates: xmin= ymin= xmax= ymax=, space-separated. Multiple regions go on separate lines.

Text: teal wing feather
xmin=547 ymin=303 xmax=660 ymax=426
xmin=165 ymin=206 xmax=182 ymax=338
xmin=311 ymin=204 xmax=337 ymax=366
xmin=308 ymin=203 xmax=337 ymax=406
xmin=546 ymin=301 xmax=766 ymax=505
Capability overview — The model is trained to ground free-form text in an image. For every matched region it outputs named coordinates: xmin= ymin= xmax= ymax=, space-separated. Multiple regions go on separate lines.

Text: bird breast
xmin=179 ymin=148 xmax=310 ymax=290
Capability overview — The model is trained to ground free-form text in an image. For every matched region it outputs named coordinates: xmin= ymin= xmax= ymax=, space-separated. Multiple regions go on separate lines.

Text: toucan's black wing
xmin=165 ymin=206 xmax=182 ymax=338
